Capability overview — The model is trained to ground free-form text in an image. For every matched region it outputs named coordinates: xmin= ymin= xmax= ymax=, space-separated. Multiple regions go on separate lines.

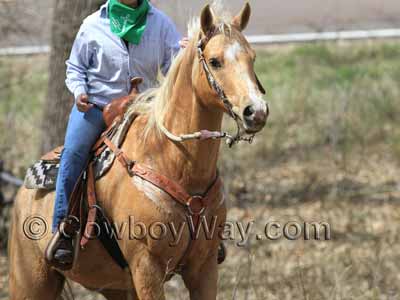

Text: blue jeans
xmin=52 ymin=105 xmax=106 ymax=233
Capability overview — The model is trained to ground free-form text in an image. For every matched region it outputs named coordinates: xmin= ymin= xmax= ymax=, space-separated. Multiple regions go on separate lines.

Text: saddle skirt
xmin=24 ymin=108 xmax=138 ymax=190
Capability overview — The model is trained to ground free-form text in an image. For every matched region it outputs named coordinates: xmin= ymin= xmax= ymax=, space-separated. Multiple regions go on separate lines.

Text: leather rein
xmin=159 ymin=31 xmax=265 ymax=148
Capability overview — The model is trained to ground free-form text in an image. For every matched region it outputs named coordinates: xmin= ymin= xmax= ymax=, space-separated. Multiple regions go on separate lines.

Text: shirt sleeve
xmin=161 ymin=18 xmax=181 ymax=76
xmin=65 ymin=26 xmax=92 ymax=100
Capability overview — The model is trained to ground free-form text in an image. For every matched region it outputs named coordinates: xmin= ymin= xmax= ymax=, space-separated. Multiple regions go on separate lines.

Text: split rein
xmin=159 ymin=34 xmax=256 ymax=148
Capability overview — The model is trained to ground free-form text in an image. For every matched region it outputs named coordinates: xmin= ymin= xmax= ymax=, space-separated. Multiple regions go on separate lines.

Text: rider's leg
xmin=52 ymin=104 xmax=105 ymax=232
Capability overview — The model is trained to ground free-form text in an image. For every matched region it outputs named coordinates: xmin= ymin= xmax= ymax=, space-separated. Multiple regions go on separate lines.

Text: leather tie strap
xmin=81 ymin=162 xmax=97 ymax=248
xmin=103 ymin=138 xmax=134 ymax=170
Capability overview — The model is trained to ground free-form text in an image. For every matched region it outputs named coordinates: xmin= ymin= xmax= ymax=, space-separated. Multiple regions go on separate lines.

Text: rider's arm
xmin=161 ymin=18 xmax=181 ymax=76
xmin=65 ymin=27 xmax=92 ymax=101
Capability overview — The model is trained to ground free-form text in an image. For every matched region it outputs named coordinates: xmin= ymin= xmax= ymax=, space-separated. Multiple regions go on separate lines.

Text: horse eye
xmin=209 ymin=58 xmax=222 ymax=69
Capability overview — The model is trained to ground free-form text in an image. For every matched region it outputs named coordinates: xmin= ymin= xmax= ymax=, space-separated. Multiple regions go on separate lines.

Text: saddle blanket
xmin=24 ymin=109 xmax=138 ymax=190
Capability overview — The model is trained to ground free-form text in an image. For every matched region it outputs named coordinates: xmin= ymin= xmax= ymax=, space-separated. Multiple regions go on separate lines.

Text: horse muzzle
xmin=242 ymin=101 xmax=269 ymax=134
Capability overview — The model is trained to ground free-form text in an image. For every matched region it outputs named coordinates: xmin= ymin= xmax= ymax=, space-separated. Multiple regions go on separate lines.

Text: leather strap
xmin=96 ymin=206 xmax=129 ymax=269
xmin=81 ymin=162 xmax=97 ymax=247
xmin=132 ymin=163 xmax=221 ymax=215
xmin=103 ymin=137 xmax=221 ymax=214
xmin=92 ymin=122 xmax=120 ymax=157
xmin=68 ymin=169 xmax=85 ymax=219
xmin=79 ymin=160 xmax=129 ymax=268
xmin=103 ymin=138 xmax=134 ymax=171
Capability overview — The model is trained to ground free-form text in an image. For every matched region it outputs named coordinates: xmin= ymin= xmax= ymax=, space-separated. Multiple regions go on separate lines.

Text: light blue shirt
xmin=65 ymin=2 xmax=181 ymax=107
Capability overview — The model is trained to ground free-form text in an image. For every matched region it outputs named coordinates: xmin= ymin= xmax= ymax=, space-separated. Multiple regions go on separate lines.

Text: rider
xmin=50 ymin=0 xmax=186 ymax=265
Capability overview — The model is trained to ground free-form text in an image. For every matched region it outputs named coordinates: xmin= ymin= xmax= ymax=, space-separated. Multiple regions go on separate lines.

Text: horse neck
xmin=157 ymin=46 xmax=224 ymax=194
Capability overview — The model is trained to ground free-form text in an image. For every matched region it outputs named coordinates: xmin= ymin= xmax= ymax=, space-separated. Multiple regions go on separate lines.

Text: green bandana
xmin=108 ymin=0 xmax=150 ymax=45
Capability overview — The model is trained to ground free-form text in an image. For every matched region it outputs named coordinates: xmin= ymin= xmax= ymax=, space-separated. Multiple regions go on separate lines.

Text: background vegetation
xmin=1 ymin=40 xmax=400 ymax=299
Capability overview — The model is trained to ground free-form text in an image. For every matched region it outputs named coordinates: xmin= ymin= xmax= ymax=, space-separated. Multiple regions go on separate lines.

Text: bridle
xmin=197 ymin=34 xmax=253 ymax=148
xmin=159 ymin=29 xmax=265 ymax=148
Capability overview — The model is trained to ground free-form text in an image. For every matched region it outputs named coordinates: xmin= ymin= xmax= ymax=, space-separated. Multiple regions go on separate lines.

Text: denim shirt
xmin=65 ymin=2 xmax=181 ymax=107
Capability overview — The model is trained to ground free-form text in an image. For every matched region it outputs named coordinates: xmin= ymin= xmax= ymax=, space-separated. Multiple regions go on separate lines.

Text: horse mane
xmin=127 ymin=0 xmax=233 ymax=137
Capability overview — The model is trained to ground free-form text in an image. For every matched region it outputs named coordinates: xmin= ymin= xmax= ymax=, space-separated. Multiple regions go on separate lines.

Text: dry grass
xmin=1 ymin=40 xmax=400 ymax=299
xmin=0 ymin=55 xmax=47 ymax=175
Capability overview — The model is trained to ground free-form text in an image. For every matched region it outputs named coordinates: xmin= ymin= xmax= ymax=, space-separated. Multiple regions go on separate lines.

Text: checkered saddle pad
xmin=24 ymin=109 xmax=138 ymax=190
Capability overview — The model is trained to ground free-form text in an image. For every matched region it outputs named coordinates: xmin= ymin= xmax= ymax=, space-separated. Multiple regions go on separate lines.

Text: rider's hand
xmin=179 ymin=37 xmax=189 ymax=49
xmin=76 ymin=94 xmax=93 ymax=112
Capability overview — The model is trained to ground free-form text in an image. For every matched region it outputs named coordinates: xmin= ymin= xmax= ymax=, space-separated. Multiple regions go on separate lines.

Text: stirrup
xmin=44 ymin=217 xmax=80 ymax=271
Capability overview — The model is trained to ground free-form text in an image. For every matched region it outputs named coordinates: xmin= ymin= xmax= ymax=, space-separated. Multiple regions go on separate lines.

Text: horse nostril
xmin=254 ymin=110 xmax=267 ymax=123
xmin=243 ymin=105 xmax=255 ymax=118
xmin=266 ymin=104 xmax=269 ymax=117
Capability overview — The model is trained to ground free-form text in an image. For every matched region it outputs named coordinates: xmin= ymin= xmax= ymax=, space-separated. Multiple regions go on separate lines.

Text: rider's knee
xmin=62 ymin=144 xmax=91 ymax=162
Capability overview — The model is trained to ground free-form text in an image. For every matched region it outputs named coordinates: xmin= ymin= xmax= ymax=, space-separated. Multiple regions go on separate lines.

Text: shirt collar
xmin=101 ymin=1 xmax=154 ymax=19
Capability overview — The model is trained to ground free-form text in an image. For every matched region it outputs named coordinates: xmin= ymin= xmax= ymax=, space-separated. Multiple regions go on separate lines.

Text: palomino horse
xmin=8 ymin=2 xmax=268 ymax=299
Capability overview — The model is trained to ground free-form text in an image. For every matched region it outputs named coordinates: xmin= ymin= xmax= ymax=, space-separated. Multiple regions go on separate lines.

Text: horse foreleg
xmin=183 ymin=257 xmax=218 ymax=300
xmin=130 ymin=251 xmax=166 ymax=300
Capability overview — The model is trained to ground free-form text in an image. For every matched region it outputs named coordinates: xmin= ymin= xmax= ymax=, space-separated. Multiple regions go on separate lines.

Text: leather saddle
xmin=102 ymin=77 xmax=142 ymax=127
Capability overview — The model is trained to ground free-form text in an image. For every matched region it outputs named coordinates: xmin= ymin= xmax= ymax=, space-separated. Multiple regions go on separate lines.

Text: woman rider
xmin=50 ymin=0 xmax=186 ymax=265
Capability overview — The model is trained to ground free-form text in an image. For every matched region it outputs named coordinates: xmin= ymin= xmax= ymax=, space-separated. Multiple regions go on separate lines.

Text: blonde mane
xmin=127 ymin=1 xmax=234 ymax=137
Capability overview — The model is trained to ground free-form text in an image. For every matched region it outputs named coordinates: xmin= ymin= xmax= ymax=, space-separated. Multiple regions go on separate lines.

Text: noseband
xmin=159 ymin=31 xmax=264 ymax=148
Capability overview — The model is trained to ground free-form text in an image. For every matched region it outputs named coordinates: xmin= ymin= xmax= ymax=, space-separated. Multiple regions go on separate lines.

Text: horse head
xmin=194 ymin=3 xmax=269 ymax=135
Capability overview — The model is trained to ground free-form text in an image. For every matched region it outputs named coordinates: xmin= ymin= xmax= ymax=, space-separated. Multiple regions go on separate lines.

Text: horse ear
xmin=232 ymin=2 xmax=251 ymax=32
xmin=200 ymin=4 xmax=215 ymax=35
